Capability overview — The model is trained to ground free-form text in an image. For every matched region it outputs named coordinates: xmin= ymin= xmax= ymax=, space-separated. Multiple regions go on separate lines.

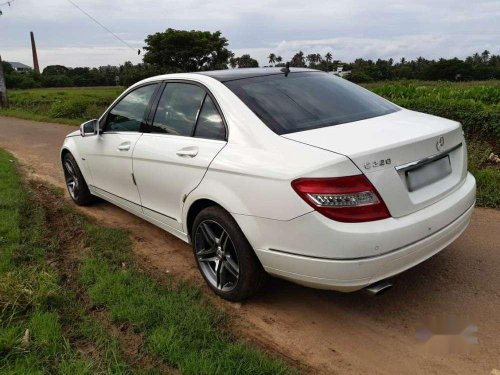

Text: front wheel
xmin=192 ymin=206 xmax=267 ymax=301
xmin=62 ymin=152 xmax=95 ymax=206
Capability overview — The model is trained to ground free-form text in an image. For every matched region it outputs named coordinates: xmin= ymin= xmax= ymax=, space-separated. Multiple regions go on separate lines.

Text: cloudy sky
xmin=1 ymin=0 xmax=499 ymax=69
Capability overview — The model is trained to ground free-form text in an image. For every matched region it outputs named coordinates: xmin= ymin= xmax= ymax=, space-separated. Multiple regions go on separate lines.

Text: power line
xmin=0 ymin=0 xmax=16 ymax=8
xmin=64 ymin=0 xmax=138 ymax=53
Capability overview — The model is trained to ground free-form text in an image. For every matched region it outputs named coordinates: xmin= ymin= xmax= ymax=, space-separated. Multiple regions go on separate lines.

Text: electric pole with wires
xmin=0 ymin=55 xmax=8 ymax=108
xmin=0 ymin=0 xmax=16 ymax=108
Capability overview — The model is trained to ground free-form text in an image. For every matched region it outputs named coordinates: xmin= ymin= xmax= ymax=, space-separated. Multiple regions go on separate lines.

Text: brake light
xmin=291 ymin=175 xmax=391 ymax=222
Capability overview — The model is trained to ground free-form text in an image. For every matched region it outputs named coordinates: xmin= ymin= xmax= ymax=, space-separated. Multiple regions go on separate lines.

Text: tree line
xmin=3 ymin=28 xmax=499 ymax=89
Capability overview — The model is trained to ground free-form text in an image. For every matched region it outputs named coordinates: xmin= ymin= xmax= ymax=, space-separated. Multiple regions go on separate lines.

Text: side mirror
xmin=80 ymin=119 xmax=99 ymax=137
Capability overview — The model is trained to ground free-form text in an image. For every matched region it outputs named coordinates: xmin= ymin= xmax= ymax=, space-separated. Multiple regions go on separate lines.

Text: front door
xmin=80 ymin=83 xmax=158 ymax=213
xmin=133 ymin=82 xmax=227 ymax=232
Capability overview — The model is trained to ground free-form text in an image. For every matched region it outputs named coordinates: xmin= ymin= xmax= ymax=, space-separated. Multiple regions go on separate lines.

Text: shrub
xmin=48 ymin=99 xmax=90 ymax=119
xmin=5 ymin=73 xmax=38 ymax=89
xmin=41 ymin=75 xmax=74 ymax=88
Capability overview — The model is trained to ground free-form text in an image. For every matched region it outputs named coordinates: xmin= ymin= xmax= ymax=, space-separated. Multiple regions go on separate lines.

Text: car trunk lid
xmin=283 ymin=109 xmax=467 ymax=218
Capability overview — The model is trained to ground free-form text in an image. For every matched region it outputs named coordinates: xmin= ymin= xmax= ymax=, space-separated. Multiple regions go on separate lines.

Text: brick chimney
xmin=30 ymin=31 xmax=40 ymax=74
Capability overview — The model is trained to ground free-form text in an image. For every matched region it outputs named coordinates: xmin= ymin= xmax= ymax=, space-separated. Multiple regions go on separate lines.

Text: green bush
xmin=5 ymin=73 xmax=38 ymax=89
xmin=48 ymin=99 xmax=92 ymax=119
xmin=41 ymin=74 xmax=74 ymax=88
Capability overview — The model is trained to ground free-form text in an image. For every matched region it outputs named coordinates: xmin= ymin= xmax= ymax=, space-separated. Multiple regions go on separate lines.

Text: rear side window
xmin=194 ymin=96 xmax=225 ymax=140
xmin=224 ymin=72 xmax=399 ymax=134
xmin=151 ymin=83 xmax=205 ymax=136
xmin=106 ymin=84 xmax=158 ymax=132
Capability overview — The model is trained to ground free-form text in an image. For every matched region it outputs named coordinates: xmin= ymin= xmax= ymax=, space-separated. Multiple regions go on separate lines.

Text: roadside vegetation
xmin=0 ymin=149 xmax=294 ymax=374
xmin=0 ymin=86 xmax=123 ymax=125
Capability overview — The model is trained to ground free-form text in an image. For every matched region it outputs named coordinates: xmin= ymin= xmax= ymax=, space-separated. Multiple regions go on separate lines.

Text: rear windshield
xmin=224 ymin=72 xmax=400 ymax=134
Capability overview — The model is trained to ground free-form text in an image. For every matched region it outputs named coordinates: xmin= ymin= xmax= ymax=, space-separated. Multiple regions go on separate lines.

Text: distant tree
xmin=325 ymin=52 xmax=333 ymax=63
xmin=268 ymin=53 xmax=277 ymax=66
xmin=41 ymin=74 xmax=73 ymax=87
xmin=119 ymin=61 xmax=164 ymax=86
xmin=290 ymin=51 xmax=306 ymax=67
xmin=230 ymin=54 xmax=259 ymax=68
xmin=5 ymin=72 xmax=38 ymax=89
xmin=481 ymin=50 xmax=490 ymax=63
xmin=42 ymin=65 xmax=70 ymax=76
xmin=276 ymin=56 xmax=283 ymax=64
xmin=143 ymin=28 xmax=232 ymax=71
xmin=306 ymin=54 xmax=317 ymax=66
xmin=1 ymin=61 xmax=13 ymax=74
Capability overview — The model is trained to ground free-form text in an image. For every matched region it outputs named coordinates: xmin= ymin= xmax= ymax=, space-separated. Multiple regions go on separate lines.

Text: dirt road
xmin=1 ymin=116 xmax=499 ymax=374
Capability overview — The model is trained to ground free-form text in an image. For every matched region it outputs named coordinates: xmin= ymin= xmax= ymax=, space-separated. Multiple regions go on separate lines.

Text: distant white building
xmin=330 ymin=65 xmax=351 ymax=78
xmin=7 ymin=62 xmax=32 ymax=73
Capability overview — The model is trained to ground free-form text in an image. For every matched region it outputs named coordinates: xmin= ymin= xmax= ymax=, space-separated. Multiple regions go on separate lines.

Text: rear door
xmin=80 ymin=83 xmax=159 ymax=213
xmin=132 ymin=81 xmax=227 ymax=231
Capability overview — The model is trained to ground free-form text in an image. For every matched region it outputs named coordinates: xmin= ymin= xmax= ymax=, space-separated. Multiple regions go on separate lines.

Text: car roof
xmin=194 ymin=67 xmax=319 ymax=82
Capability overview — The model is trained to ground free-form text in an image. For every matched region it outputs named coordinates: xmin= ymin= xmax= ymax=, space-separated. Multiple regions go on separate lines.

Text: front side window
xmin=151 ymin=83 xmax=206 ymax=136
xmin=106 ymin=84 xmax=158 ymax=132
xmin=194 ymin=96 xmax=225 ymax=140
xmin=224 ymin=72 xmax=400 ymax=134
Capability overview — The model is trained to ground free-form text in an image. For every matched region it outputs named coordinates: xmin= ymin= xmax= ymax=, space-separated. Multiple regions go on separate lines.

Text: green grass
xmin=474 ymin=168 xmax=500 ymax=207
xmin=0 ymin=149 xmax=135 ymax=374
xmin=79 ymin=224 xmax=292 ymax=375
xmin=0 ymin=149 xmax=295 ymax=374
xmin=0 ymin=86 xmax=123 ymax=125
xmin=467 ymin=140 xmax=500 ymax=208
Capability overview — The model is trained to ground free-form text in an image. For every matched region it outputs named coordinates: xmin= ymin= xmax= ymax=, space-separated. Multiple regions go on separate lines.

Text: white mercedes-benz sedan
xmin=61 ymin=68 xmax=476 ymax=301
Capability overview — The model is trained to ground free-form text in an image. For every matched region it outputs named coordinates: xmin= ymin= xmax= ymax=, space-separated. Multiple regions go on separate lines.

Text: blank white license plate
xmin=406 ymin=155 xmax=452 ymax=192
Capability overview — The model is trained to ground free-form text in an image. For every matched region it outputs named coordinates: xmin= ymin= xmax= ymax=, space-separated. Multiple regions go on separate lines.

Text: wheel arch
xmin=185 ymin=198 xmax=224 ymax=239
xmin=60 ymin=138 xmax=92 ymax=186
xmin=60 ymin=147 xmax=72 ymax=164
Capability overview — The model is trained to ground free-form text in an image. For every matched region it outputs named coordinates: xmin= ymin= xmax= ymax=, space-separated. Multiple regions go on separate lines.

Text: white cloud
xmin=0 ymin=0 xmax=498 ymax=68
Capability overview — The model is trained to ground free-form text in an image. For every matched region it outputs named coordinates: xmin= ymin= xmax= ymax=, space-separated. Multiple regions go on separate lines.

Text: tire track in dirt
xmin=1 ymin=116 xmax=499 ymax=374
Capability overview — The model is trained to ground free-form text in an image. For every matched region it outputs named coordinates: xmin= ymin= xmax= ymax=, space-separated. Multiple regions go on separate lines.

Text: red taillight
xmin=291 ymin=175 xmax=391 ymax=223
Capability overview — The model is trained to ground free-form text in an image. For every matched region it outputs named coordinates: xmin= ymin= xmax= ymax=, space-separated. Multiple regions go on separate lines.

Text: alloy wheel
xmin=64 ymin=160 xmax=79 ymax=199
xmin=194 ymin=220 xmax=240 ymax=291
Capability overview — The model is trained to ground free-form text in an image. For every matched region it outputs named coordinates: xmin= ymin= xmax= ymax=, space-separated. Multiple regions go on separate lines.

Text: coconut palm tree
xmin=276 ymin=56 xmax=283 ymax=64
xmin=291 ymin=51 xmax=306 ymax=67
xmin=325 ymin=52 xmax=333 ymax=63
xmin=306 ymin=54 xmax=317 ymax=67
xmin=268 ymin=53 xmax=277 ymax=66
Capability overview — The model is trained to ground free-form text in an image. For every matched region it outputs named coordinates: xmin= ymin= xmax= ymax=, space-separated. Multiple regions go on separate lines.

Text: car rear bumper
xmin=234 ymin=173 xmax=476 ymax=291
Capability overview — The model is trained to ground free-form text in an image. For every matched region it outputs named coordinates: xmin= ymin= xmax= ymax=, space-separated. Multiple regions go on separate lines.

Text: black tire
xmin=62 ymin=152 xmax=95 ymax=206
xmin=192 ymin=206 xmax=267 ymax=301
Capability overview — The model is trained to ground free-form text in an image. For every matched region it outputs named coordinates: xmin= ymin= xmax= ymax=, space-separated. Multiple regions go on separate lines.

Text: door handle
xmin=176 ymin=146 xmax=198 ymax=158
xmin=118 ymin=142 xmax=131 ymax=151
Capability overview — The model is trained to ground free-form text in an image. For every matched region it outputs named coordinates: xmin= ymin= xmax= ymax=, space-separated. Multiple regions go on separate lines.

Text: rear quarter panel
xmin=183 ymin=137 xmax=360 ymax=228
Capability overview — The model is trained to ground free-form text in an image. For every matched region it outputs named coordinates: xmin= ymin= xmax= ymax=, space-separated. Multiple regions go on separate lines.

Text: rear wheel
xmin=62 ymin=152 xmax=95 ymax=206
xmin=192 ymin=206 xmax=267 ymax=301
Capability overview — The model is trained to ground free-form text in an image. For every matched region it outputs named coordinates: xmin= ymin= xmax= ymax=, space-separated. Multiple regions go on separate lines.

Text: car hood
xmin=66 ymin=130 xmax=80 ymax=138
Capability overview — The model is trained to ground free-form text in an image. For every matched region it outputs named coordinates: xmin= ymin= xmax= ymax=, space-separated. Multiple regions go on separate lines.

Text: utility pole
xmin=30 ymin=31 xmax=40 ymax=75
xmin=0 ymin=55 xmax=8 ymax=108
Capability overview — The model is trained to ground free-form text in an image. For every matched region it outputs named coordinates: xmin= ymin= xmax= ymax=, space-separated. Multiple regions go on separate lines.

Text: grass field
xmin=0 ymin=149 xmax=294 ymax=375
xmin=0 ymin=87 xmax=124 ymax=125
xmin=0 ymin=81 xmax=498 ymax=208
